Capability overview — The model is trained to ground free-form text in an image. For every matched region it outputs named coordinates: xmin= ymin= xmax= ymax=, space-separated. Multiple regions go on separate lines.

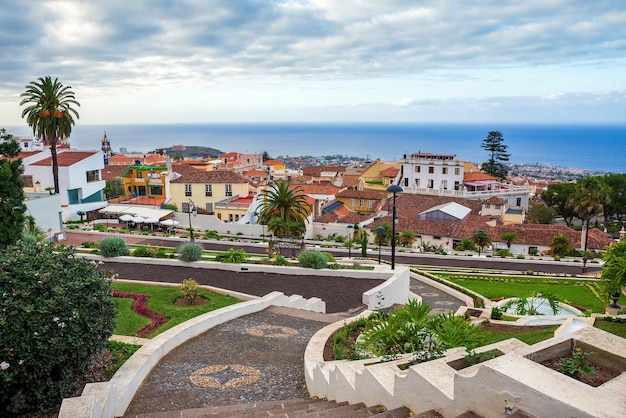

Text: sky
xmin=1 ymin=0 xmax=625 ymax=126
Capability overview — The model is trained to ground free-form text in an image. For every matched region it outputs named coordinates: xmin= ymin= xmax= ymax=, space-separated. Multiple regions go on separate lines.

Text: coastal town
xmin=5 ymin=131 xmax=622 ymax=256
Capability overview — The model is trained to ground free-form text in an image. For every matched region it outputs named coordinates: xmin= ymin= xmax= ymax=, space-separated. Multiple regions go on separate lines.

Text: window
xmin=206 ymin=203 xmax=214 ymax=214
xmin=415 ymin=178 xmax=420 ymax=188
xmin=485 ymin=204 xmax=491 ymax=209
xmin=495 ymin=204 xmax=501 ymax=209
xmin=404 ymin=177 xmax=409 ymax=187
xmin=359 ymin=199 xmax=364 ymax=207
xmin=442 ymin=167 xmax=448 ymax=175
xmin=350 ymin=198 xmax=356 ymax=207
xmin=185 ymin=184 xmax=192 ymax=197
xmin=205 ymin=184 xmax=212 ymax=196
xmin=228 ymin=214 xmax=234 ymax=222
xmin=367 ymin=200 xmax=373 ymax=208
xmin=455 ymin=168 xmax=460 ymax=175
xmin=86 ymin=170 xmax=100 ymax=183
xmin=428 ymin=166 xmax=434 ymax=174
xmin=428 ymin=179 xmax=434 ymax=188
xmin=20 ymin=175 xmax=34 ymax=188
xmin=454 ymin=181 xmax=460 ymax=190
xmin=137 ymin=171 xmax=142 ymax=179
xmin=415 ymin=166 xmax=421 ymax=173
xmin=225 ymin=184 xmax=232 ymax=197
xmin=516 ymin=197 xmax=522 ymax=206
xmin=441 ymin=180 xmax=448 ymax=190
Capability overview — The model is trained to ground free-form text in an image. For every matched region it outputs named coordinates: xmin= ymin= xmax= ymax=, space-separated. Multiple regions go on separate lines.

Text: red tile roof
xmin=171 ymin=164 xmax=249 ymax=184
xmin=264 ymin=159 xmax=284 ymax=166
xmin=243 ymin=170 xmax=268 ymax=177
xmin=380 ymin=167 xmax=400 ymax=177
xmin=101 ymin=164 xmax=129 ymax=181
xmin=301 ymin=165 xmax=347 ymax=175
xmin=464 ymin=171 xmax=496 ymax=182
xmin=31 ymin=151 xmax=99 ymax=166
xmin=336 ymin=189 xmax=385 ymax=200
xmin=294 ymin=184 xmax=341 ymax=195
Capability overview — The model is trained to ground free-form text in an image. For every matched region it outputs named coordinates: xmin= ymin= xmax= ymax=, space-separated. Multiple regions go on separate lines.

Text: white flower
xmin=0 ymin=361 xmax=9 ymax=370
xmin=53 ymin=317 xmax=59 ymax=322
xmin=18 ymin=360 xmax=24 ymax=365
xmin=58 ymin=322 xmax=66 ymax=328
xmin=33 ymin=332 xmax=38 ymax=336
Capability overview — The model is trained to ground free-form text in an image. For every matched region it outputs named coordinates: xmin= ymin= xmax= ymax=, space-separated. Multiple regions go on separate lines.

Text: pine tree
xmin=481 ymin=131 xmax=510 ymax=181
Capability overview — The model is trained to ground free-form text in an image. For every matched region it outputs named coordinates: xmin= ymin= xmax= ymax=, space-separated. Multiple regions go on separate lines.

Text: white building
xmin=400 ymin=152 xmax=464 ymax=192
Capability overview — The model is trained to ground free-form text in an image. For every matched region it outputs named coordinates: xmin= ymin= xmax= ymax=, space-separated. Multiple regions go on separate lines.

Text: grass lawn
xmin=433 ymin=273 xmax=612 ymax=314
xmin=480 ymin=325 xmax=559 ymax=346
xmin=111 ymin=282 xmax=240 ymax=338
xmin=594 ymin=319 xmax=626 ymax=339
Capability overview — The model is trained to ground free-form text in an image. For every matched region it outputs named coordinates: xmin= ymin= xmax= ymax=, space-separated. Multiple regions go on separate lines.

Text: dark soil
xmin=480 ymin=322 xmax=557 ymax=334
xmin=102 ymin=261 xmax=382 ymax=313
xmin=174 ymin=295 xmax=209 ymax=307
xmin=539 ymin=356 xmax=621 ymax=387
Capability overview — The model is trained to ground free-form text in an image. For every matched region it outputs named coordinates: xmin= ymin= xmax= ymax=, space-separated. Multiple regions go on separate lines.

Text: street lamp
xmin=376 ymin=225 xmax=385 ymax=264
xmin=387 ymin=184 xmax=403 ymax=269
xmin=261 ymin=220 xmax=265 ymax=243
xmin=347 ymin=224 xmax=354 ymax=259
xmin=187 ymin=199 xmax=197 ymax=242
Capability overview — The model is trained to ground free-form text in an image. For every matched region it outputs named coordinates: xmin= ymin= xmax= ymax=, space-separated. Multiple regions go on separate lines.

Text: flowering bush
xmin=112 ymin=290 xmax=166 ymax=338
xmin=0 ymin=242 xmax=116 ymax=416
xmin=179 ymin=278 xmax=200 ymax=302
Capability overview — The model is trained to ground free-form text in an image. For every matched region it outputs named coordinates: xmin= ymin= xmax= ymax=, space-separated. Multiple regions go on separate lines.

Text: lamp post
xmin=261 ymin=220 xmax=265 ymax=243
xmin=187 ymin=199 xmax=197 ymax=242
xmin=386 ymin=184 xmax=403 ymax=269
xmin=347 ymin=224 xmax=354 ymax=259
xmin=376 ymin=225 xmax=385 ymax=264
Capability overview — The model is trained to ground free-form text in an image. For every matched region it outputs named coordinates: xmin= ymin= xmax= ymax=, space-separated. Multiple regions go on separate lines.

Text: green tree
xmin=0 ymin=130 xmax=26 ymax=248
xmin=600 ymin=173 xmax=626 ymax=224
xmin=500 ymin=232 xmax=518 ymax=249
xmin=481 ymin=131 xmax=510 ymax=181
xmin=20 ymin=76 xmax=80 ymax=194
xmin=104 ymin=178 xmax=124 ymax=200
xmin=527 ymin=202 xmax=556 ymax=224
xmin=261 ymin=151 xmax=272 ymax=162
xmin=599 ymin=240 xmax=626 ymax=305
xmin=550 ymin=234 xmax=573 ymax=257
xmin=374 ymin=223 xmax=392 ymax=246
xmin=572 ymin=177 xmax=611 ymax=251
xmin=399 ymin=230 xmax=416 ymax=247
xmin=542 ymin=183 xmax=577 ymax=227
xmin=0 ymin=242 xmax=115 ymax=415
xmin=472 ymin=230 xmax=492 ymax=256
xmin=257 ymin=180 xmax=311 ymax=238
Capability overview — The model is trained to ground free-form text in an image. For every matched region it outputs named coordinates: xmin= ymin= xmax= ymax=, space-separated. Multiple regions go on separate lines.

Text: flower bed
xmin=112 ymin=290 xmax=166 ymax=338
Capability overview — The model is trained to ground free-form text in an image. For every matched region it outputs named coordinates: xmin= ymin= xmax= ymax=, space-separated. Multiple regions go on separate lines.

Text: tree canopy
xmin=0 ymin=129 xmax=26 ymax=248
xmin=542 ymin=183 xmax=577 ymax=227
xmin=257 ymin=180 xmax=311 ymax=237
xmin=481 ymin=131 xmax=510 ymax=181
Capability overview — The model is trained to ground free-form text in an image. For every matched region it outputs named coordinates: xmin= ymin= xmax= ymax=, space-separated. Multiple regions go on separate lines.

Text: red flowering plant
xmin=112 ymin=291 xmax=167 ymax=338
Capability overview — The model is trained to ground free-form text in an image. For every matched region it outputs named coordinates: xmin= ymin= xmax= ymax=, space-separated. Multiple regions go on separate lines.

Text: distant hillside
xmin=151 ymin=145 xmax=224 ymax=159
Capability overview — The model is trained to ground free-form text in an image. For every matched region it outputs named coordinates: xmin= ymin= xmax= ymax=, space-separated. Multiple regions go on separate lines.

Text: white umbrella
xmin=119 ymin=214 xmax=133 ymax=222
xmin=144 ymin=217 xmax=159 ymax=230
xmin=160 ymin=219 xmax=179 ymax=226
xmin=132 ymin=216 xmax=145 ymax=223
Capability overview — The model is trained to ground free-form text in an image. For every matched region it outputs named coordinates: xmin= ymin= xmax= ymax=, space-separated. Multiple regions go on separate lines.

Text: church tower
xmin=101 ymin=131 xmax=111 ymax=165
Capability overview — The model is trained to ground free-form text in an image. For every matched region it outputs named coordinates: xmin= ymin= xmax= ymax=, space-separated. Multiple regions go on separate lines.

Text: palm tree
xmin=20 ymin=76 xmax=80 ymax=193
xmin=500 ymin=232 xmax=518 ymax=250
xmin=399 ymin=230 xmax=416 ymax=247
xmin=572 ymin=176 xmax=610 ymax=251
xmin=472 ymin=230 xmax=492 ymax=256
xmin=600 ymin=240 xmax=626 ymax=307
xmin=550 ymin=234 xmax=572 ymax=257
xmin=257 ymin=180 xmax=310 ymax=238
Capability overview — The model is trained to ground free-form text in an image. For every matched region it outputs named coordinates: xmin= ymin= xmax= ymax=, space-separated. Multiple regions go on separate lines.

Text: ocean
xmin=6 ymin=122 xmax=625 ymax=173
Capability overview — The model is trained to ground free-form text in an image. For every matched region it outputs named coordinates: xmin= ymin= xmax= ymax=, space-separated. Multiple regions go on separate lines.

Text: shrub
xmin=215 ymin=248 xmax=246 ymax=263
xmin=93 ymin=223 xmax=108 ymax=232
xmin=494 ymin=249 xmax=513 ymax=257
xmin=298 ymin=250 xmax=329 ymax=269
xmin=516 ymin=253 xmax=525 ymax=259
xmin=179 ymin=278 xmax=200 ymax=302
xmin=272 ymin=255 xmax=289 ymax=266
xmin=321 ymin=251 xmax=335 ymax=262
xmin=21 ymin=234 xmax=37 ymax=244
xmin=554 ymin=255 xmax=561 ymax=261
xmin=490 ymin=306 xmax=503 ymax=320
xmin=178 ymin=243 xmax=203 ymax=262
xmin=133 ymin=245 xmax=156 ymax=258
xmin=99 ymin=237 xmax=130 ymax=257
xmin=0 ymin=242 xmax=115 ymax=416
xmin=82 ymin=241 xmax=98 ymax=249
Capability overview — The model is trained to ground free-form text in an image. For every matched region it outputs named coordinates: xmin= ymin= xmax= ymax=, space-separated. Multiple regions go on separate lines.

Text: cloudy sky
xmin=1 ymin=0 xmax=625 ymax=126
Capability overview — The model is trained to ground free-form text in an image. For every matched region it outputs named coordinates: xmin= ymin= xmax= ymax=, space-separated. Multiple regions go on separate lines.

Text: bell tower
xmin=101 ymin=131 xmax=111 ymax=165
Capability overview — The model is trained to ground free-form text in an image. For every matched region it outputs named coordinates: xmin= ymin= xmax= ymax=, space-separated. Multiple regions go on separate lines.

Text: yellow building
xmin=335 ymin=189 xmax=386 ymax=215
xmin=170 ymin=164 xmax=251 ymax=216
xmin=122 ymin=164 xmax=168 ymax=201
xmin=359 ymin=159 xmax=401 ymax=192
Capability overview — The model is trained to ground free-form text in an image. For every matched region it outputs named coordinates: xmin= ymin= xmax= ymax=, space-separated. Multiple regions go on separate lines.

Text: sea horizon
xmin=5 ymin=122 xmax=625 ymax=173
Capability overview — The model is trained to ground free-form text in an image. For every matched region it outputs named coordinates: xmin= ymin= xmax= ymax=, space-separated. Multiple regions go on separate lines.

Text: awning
xmin=99 ymin=204 xmax=173 ymax=220
xmin=464 ymin=180 xmax=497 ymax=187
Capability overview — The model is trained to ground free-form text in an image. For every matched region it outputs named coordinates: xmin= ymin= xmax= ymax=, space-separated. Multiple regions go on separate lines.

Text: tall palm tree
xmin=257 ymin=180 xmax=311 ymax=238
xmin=20 ymin=76 xmax=80 ymax=193
xmin=572 ymin=176 xmax=610 ymax=251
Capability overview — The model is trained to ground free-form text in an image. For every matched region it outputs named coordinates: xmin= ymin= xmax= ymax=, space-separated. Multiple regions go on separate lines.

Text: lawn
xmin=111 ymin=282 xmax=241 ymax=338
xmin=479 ymin=324 xmax=559 ymax=346
xmin=430 ymin=272 xmax=625 ymax=314
xmin=594 ymin=318 xmax=626 ymax=338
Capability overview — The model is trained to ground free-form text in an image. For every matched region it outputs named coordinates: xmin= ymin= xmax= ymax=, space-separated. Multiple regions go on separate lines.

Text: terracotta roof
xmin=464 ymin=171 xmax=497 ymax=182
xmin=264 ymin=159 xmax=284 ymax=166
xmin=336 ymin=189 xmax=385 ymax=200
xmin=483 ymin=196 xmax=506 ymax=205
xmin=171 ymin=164 xmax=249 ymax=184
xmin=380 ymin=167 xmax=400 ymax=177
xmin=293 ymin=184 xmax=341 ymax=195
xmin=243 ymin=170 xmax=268 ymax=177
xmin=31 ymin=150 xmax=99 ymax=166
xmin=108 ymin=154 xmax=141 ymax=165
xmin=101 ymin=164 xmax=129 ymax=181
xmin=342 ymin=177 xmax=360 ymax=188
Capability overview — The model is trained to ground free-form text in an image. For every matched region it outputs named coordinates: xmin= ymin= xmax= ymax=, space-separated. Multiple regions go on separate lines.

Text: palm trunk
xmin=51 ymin=141 xmax=60 ymax=193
